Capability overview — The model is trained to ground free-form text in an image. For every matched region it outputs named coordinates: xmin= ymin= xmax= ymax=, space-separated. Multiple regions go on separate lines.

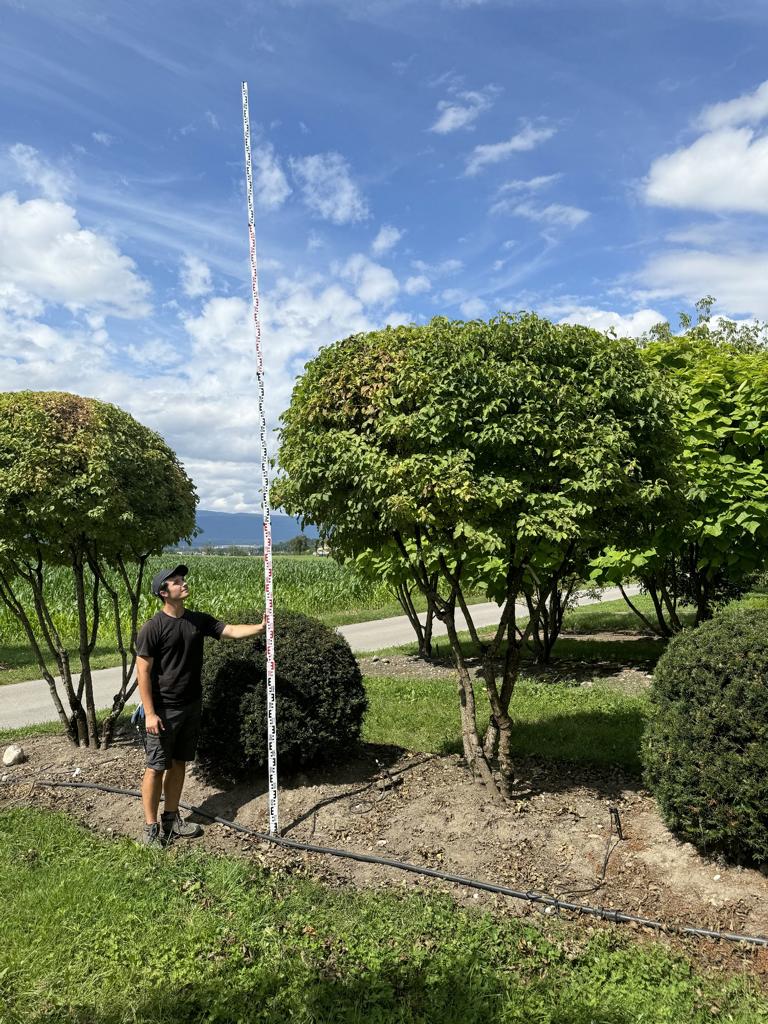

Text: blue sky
xmin=3 ymin=0 xmax=768 ymax=511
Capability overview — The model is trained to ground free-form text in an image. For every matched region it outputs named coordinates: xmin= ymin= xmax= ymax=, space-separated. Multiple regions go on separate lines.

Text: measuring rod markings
xmin=242 ymin=81 xmax=279 ymax=836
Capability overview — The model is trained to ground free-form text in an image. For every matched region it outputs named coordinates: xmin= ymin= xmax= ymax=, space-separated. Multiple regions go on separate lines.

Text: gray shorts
xmin=144 ymin=700 xmax=202 ymax=771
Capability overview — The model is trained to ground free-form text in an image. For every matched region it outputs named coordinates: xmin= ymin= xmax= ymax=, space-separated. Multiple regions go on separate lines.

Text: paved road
xmin=0 ymin=586 xmax=637 ymax=729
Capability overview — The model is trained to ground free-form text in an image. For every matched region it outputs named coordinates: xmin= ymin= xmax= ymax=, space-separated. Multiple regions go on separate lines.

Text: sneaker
xmin=161 ymin=810 xmax=203 ymax=841
xmin=140 ymin=823 xmax=164 ymax=849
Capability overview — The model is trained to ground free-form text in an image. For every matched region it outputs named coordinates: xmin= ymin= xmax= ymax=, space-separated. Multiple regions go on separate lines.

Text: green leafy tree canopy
xmin=276 ymin=314 xmax=677 ymax=799
xmin=0 ymin=391 xmax=197 ymax=746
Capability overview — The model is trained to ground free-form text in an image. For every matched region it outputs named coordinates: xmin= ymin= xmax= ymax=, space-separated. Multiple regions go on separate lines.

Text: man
xmin=136 ymin=564 xmax=265 ymax=847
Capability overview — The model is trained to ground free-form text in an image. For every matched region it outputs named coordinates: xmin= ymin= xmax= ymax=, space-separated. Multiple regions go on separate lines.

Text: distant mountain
xmin=183 ymin=510 xmax=318 ymax=548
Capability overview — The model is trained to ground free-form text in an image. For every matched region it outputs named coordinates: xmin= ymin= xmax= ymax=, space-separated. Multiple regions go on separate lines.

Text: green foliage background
xmin=643 ymin=607 xmax=768 ymax=863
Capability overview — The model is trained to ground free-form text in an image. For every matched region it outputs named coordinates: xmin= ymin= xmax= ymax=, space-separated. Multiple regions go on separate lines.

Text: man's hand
xmin=145 ymin=712 xmax=165 ymax=735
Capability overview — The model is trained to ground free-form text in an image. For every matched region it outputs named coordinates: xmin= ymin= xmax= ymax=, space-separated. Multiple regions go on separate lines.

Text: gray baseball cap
xmin=150 ymin=564 xmax=188 ymax=597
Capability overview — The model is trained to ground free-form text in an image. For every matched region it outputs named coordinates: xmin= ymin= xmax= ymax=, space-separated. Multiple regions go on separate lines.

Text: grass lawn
xmin=0 ymin=643 xmax=130 ymax=688
xmin=362 ymin=625 xmax=665 ymax=665
xmin=1 ymin=806 xmax=765 ymax=1024
xmin=363 ymin=676 xmax=647 ymax=771
xmin=0 ymin=676 xmax=645 ymax=775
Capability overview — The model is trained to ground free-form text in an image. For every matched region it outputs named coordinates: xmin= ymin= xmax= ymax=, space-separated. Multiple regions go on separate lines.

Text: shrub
xmin=642 ymin=608 xmax=768 ymax=864
xmin=198 ymin=609 xmax=367 ymax=778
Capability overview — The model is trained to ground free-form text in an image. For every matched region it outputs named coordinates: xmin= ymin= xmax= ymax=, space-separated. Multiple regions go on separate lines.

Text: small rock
xmin=371 ymin=656 xmax=380 ymax=663
xmin=713 ymin=874 xmax=721 ymax=881
xmin=2 ymin=744 xmax=26 ymax=767
xmin=72 ymin=768 xmax=82 ymax=778
xmin=376 ymin=839 xmax=387 ymax=847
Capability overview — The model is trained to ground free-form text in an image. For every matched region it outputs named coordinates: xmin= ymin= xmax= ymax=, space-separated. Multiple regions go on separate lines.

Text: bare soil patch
xmin=2 ymin=722 xmax=766 ymax=979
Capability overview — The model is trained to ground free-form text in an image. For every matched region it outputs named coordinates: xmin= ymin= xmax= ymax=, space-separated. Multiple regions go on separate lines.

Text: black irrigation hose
xmin=24 ymin=778 xmax=768 ymax=949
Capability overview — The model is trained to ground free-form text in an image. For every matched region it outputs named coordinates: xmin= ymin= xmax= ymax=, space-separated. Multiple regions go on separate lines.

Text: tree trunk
xmin=444 ymin=615 xmax=503 ymax=802
xmin=620 ymin=580 xmax=670 ymax=637
xmin=73 ymin=557 xmax=98 ymax=746
xmin=423 ymin=603 xmax=434 ymax=659
xmin=97 ymin=554 xmax=143 ymax=748
xmin=479 ymin=603 xmax=521 ymax=798
xmin=26 ymin=560 xmax=87 ymax=744
xmin=394 ymin=582 xmax=436 ymax=658
xmin=0 ymin=573 xmax=76 ymax=744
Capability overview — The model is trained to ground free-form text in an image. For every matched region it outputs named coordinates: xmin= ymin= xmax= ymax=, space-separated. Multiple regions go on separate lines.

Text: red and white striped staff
xmin=241 ymin=81 xmax=279 ymax=836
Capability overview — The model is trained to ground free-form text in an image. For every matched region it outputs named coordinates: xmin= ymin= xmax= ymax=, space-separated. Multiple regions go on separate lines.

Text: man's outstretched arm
xmin=221 ymin=614 xmax=267 ymax=640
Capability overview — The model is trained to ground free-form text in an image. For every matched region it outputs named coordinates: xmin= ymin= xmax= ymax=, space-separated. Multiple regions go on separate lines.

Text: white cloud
xmin=290 ymin=152 xmax=369 ymax=224
xmin=644 ymin=127 xmax=768 ymax=213
xmin=460 ymin=297 xmax=488 ymax=318
xmin=553 ymin=305 xmax=667 ymax=338
xmin=92 ymin=132 xmax=116 ymax=147
xmin=696 ymin=79 xmax=768 ymax=131
xmin=412 ymin=257 xmax=463 ymax=275
xmin=404 ymin=274 xmax=431 ymax=294
xmin=0 ymin=311 xmax=114 ymax=393
xmin=429 ymin=86 xmax=500 ymax=134
xmin=9 ymin=143 xmax=74 ymax=200
xmin=497 ymin=173 xmax=561 ymax=193
xmin=464 ymin=124 xmax=556 ymax=176
xmin=340 ymin=253 xmax=400 ymax=306
xmin=0 ymin=192 xmax=151 ymax=317
xmin=0 ymin=282 xmax=44 ymax=318
xmin=126 ymin=338 xmax=184 ymax=371
xmin=496 ymin=200 xmax=590 ymax=228
xmin=371 ymin=224 xmax=403 ymax=255
xmin=253 ymin=142 xmax=292 ymax=211
xmin=635 ymin=247 xmax=768 ymax=319
xmin=180 ymin=255 xmax=213 ymax=298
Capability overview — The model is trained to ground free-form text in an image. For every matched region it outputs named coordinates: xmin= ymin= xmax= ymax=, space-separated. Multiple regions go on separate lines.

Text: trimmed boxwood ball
xmin=198 ymin=609 xmax=367 ymax=779
xmin=642 ymin=608 xmax=768 ymax=864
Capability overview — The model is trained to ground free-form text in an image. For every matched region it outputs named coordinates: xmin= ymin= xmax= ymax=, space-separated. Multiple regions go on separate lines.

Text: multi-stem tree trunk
xmin=97 ymin=554 xmax=146 ymax=748
xmin=1 ymin=548 xmax=148 ymax=749
xmin=394 ymin=579 xmax=435 ymax=658
xmin=73 ymin=555 xmax=99 ymax=746
xmin=394 ymin=529 xmax=539 ymax=804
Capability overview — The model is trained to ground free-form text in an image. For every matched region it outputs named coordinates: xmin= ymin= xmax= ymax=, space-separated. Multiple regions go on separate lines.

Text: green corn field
xmin=0 ymin=555 xmax=396 ymax=648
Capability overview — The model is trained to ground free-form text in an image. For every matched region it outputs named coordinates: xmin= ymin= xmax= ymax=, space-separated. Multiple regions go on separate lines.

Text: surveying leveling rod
xmin=242 ymin=81 xmax=279 ymax=836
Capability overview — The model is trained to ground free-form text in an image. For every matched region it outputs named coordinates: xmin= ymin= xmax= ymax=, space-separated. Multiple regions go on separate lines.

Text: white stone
xmin=2 ymin=744 xmax=26 ymax=766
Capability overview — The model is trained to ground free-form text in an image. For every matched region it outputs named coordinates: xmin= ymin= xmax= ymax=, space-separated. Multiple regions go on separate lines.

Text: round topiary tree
xmin=198 ymin=609 xmax=367 ymax=778
xmin=642 ymin=608 xmax=768 ymax=864
xmin=0 ymin=391 xmax=196 ymax=747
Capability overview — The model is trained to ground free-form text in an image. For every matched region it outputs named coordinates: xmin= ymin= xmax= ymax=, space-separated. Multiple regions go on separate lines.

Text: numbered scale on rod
xmin=241 ymin=81 xmax=279 ymax=836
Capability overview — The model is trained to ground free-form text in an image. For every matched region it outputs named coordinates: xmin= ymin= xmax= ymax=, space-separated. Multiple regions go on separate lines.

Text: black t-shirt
xmin=136 ymin=609 xmax=225 ymax=710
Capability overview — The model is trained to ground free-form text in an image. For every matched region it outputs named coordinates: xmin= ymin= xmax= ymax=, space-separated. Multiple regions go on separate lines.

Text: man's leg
xmin=162 ymin=759 xmax=186 ymax=813
xmin=160 ymin=702 xmax=203 ymax=841
xmin=160 ymin=760 xmax=203 ymax=841
xmin=141 ymin=767 xmax=164 ymax=824
xmin=141 ymin=717 xmax=169 ymax=846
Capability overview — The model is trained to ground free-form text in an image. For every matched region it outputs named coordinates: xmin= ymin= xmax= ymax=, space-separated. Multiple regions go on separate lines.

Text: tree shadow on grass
xmin=438 ymin=707 xmax=646 ymax=798
xmin=547 ymin=636 xmax=665 ymax=668
xmin=18 ymin=958 xmax=655 ymax=1024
